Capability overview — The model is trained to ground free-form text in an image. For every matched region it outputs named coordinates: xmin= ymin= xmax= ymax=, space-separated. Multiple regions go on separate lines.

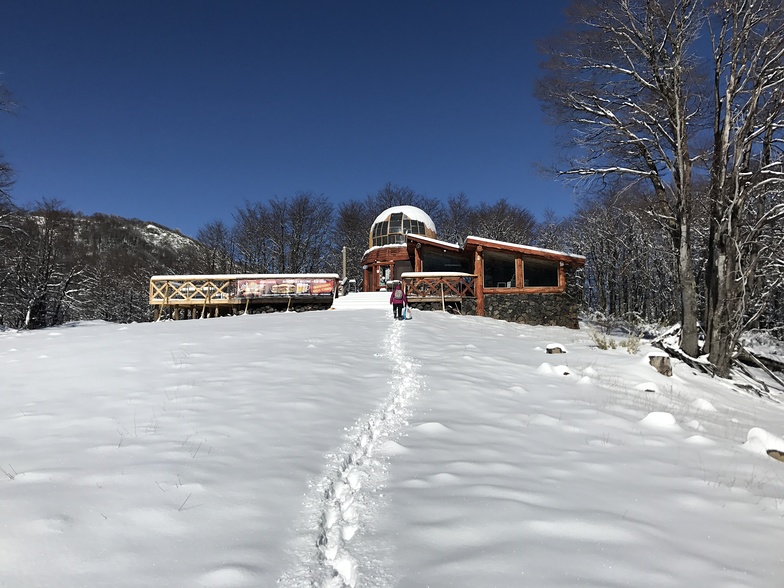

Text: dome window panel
xmin=388 ymin=213 xmax=403 ymax=234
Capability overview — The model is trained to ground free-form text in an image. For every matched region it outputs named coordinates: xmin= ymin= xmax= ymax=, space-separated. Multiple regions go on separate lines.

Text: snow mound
xmin=378 ymin=440 xmax=409 ymax=455
xmin=743 ymin=427 xmax=784 ymax=457
xmin=537 ymin=363 xmax=554 ymax=374
xmin=640 ymin=411 xmax=681 ymax=430
xmin=414 ymin=422 xmax=452 ymax=436
xmin=691 ymin=398 xmax=717 ymax=412
xmin=685 ymin=435 xmax=714 ymax=445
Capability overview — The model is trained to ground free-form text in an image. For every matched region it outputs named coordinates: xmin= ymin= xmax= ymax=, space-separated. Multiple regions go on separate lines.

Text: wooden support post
xmin=474 ymin=247 xmax=485 ymax=316
xmin=516 ymin=256 xmax=524 ymax=288
xmin=441 ymin=282 xmax=446 ymax=312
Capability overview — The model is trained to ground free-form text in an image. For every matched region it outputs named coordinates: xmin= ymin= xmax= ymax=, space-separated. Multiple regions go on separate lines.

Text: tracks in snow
xmin=279 ymin=318 xmax=422 ymax=588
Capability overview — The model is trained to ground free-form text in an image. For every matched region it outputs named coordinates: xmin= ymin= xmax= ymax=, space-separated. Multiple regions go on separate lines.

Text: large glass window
xmin=423 ymin=250 xmax=472 ymax=273
xmin=484 ymin=251 xmax=516 ymax=288
xmin=524 ymin=258 xmax=559 ymax=287
xmin=372 ymin=214 xmax=429 ymax=247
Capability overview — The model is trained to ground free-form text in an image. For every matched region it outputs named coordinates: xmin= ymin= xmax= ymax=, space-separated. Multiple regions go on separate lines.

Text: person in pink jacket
xmin=389 ymin=282 xmax=408 ymax=320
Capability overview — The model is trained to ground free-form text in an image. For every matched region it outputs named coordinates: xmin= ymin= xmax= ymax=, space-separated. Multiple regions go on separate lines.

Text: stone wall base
xmin=408 ymin=293 xmax=579 ymax=329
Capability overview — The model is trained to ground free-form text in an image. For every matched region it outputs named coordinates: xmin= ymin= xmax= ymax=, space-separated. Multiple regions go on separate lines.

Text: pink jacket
xmin=389 ymin=285 xmax=408 ymax=306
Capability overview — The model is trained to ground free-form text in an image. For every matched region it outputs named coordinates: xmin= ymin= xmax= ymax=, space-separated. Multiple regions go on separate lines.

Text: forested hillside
xmin=0 ymin=199 xmax=204 ymax=328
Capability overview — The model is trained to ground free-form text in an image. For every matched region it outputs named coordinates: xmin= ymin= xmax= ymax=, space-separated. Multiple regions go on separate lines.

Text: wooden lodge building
xmin=148 ymin=205 xmax=585 ymax=328
xmin=361 ymin=206 xmax=586 ymax=328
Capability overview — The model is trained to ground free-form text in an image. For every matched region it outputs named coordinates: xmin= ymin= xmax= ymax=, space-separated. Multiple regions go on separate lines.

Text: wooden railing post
xmin=474 ymin=247 xmax=485 ymax=316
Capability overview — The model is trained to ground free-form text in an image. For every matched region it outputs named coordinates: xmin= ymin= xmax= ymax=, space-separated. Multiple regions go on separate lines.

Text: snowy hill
xmin=2 ymin=309 xmax=784 ymax=587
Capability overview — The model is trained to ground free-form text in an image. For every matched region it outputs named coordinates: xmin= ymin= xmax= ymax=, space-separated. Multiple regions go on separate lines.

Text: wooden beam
xmin=474 ymin=247 xmax=485 ymax=316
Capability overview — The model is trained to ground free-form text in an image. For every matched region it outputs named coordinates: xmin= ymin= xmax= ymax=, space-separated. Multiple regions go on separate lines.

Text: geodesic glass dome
xmin=369 ymin=205 xmax=437 ymax=248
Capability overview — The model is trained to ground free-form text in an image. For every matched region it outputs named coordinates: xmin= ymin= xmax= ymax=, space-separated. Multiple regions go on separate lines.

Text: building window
xmin=388 ymin=213 xmax=403 ymax=234
xmin=484 ymin=251 xmax=516 ymax=288
xmin=524 ymin=258 xmax=559 ymax=287
xmin=371 ymin=214 xmax=429 ymax=247
xmin=423 ymin=250 xmax=472 ymax=273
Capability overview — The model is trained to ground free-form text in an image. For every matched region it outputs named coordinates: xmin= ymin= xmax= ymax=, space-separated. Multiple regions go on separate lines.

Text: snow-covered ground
xmin=2 ymin=294 xmax=784 ymax=587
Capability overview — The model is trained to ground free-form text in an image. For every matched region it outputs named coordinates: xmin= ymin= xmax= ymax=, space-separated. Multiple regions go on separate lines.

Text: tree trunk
xmin=704 ymin=218 xmax=742 ymax=378
xmin=676 ymin=216 xmax=700 ymax=358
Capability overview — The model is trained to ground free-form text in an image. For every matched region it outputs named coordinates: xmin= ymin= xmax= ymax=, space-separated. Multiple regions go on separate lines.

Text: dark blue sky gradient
xmin=2 ymin=1 xmax=575 ymax=238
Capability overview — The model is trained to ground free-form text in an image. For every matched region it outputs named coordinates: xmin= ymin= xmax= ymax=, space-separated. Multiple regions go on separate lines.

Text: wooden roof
xmin=404 ymin=234 xmax=586 ymax=266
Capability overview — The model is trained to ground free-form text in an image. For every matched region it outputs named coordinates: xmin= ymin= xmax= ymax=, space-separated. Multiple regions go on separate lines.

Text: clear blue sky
xmin=2 ymin=0 xmax=575 ymax=238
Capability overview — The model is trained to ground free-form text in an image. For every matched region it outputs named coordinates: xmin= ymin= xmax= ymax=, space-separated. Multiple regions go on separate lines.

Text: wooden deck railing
xmin=149 ymin=277 xmax=235 ymax=305
xmin=149 ymin=274 xmax=339 ymax=305
xmin=401 ymin=273 xmax=476 ymax=300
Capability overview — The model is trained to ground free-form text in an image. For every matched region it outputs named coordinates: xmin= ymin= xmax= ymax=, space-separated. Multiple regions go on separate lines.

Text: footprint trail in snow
xmin=279 ymin=318 xmax=423 ymax=588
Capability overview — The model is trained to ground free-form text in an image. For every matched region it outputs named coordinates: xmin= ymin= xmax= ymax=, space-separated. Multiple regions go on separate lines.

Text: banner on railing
xmin=236 ymin=278 xmax=335 ymax=298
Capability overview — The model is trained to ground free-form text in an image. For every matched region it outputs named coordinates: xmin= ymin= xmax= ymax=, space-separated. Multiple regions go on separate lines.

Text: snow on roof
xmin=406 ymin=234 xmax=585 ymax=262
xmin=404 ymin=234 xmax=461 ymax=250
xmin=150 ymin=273 xmax=341 ymax=281
xmin=372 ymin=205 xmax=437 ymax=234
xmin=361 ymin=243 xmax=407 ymax=257
xmin=465 ymin=236 xmax=586 ymax=262
xmin=401 ymin=272 xmax=474 ymax=278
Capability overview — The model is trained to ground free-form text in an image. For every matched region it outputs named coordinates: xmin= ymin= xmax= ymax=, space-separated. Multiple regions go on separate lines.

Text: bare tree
xmin=532 ymin=208 xmax=565 ymax=251
xmin=538 ymin=0 xmax=706 ymax=356
xmin=438 ymin=192 xmax=474 ymax=243
xmin=469 ymin=198 xmax=537 ymax=243
xmin=539 ymin=0 xmax=784 ymax=377
xmin=196 ymin=220 xmax=237 ymax=274
xmin=283 ymin=192 xmax=334 ymax=273
xmin=0 ymin=201 xmax=84 ymax=328
xmin=333 ymin=199 xmax=375 ymax=283
xmin=571 ymin=190 xmax=681 ymax=324
xmin=230 ymin=193 xmax=335 ymax=274
xmin=232 ymin=201 xmax=275 ymax=272
xmin=0 ymin=154 xmax=13 ymax=199
xmin=0 ymin=79 xmax=16 ymax=198
xmin=703 ymin=0 xmax=784 ymax=374
xmin=365 ymin=182 xmax=445 ymax=230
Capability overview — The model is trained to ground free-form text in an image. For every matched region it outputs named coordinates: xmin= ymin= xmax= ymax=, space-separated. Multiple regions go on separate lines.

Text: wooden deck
xmin=148 ymin=272 xmax=478 ymax=320
xmin=149 ymin=274 xmax=340 ymax=319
